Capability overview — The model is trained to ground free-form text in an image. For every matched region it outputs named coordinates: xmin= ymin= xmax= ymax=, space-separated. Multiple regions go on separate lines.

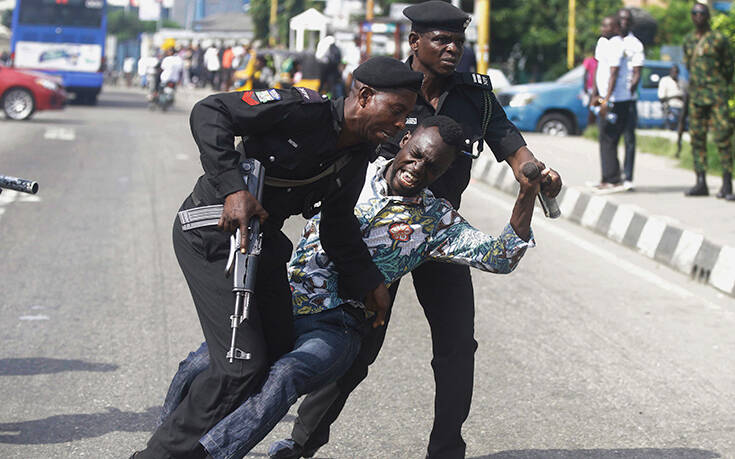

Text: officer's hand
xmin=526 ymin=159 xmax=562 ymax=198
xmin=365 ymin=283 xmax=390 ymax=328
xmin=220 ymin=190 xmax=269 ymax=253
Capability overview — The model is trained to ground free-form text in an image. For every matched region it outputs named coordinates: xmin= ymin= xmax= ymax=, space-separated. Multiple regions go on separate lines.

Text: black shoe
xmin=268 ymin=438 xmax=320 ymax=458
xmin=717 ymin=172 xmax=732 ymax=198
xmin=685 ymin=171 xmax=709 ymax=196
xmin=726 ymin=193 xmax=735 ymax=201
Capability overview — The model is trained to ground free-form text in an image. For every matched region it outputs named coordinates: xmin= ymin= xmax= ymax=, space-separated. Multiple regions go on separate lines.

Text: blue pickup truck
xmin=497 ymin=60 xmax=688 ymax=135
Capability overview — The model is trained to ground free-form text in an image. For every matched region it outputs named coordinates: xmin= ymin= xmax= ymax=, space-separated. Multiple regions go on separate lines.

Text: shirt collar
xmin=404 ymin=55 xmax=459 ymax=107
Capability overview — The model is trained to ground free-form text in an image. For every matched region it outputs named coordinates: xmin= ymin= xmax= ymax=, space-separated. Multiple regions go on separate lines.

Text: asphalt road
xmin=1 ymin=88 xmax=733 ymax=459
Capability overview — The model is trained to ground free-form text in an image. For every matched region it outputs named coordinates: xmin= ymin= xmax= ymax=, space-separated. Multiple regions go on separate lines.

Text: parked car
xmin=0 ymin=65 xmax=67 ymax=120
xmin=497 ymin=60 xmax=688 ymax=135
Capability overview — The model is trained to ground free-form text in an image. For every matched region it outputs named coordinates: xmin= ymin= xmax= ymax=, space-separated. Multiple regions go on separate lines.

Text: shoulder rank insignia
xmin=461 ymin=72 xmax=493 ymax=90
xmin=294 ymin=86 xmax=326 ymax=104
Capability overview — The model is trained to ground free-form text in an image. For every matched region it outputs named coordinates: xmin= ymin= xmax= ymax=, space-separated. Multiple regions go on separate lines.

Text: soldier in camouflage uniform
xmin=683 ymin=3 xmax=735 ymax=199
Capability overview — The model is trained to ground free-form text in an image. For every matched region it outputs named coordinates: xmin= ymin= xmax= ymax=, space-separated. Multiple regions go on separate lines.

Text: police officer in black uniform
xmin=270 ymin=3 xmax=562 ymax=459
xmin=133 ymin=56 xmax=423 ymax=459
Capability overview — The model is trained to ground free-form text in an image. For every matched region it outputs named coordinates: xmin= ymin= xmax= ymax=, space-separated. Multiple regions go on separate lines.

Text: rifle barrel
xmin=0 ymin=175 xmax=39 ymax=194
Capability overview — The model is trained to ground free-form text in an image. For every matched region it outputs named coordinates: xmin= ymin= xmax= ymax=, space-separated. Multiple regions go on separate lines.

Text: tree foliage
xmin=646 ymin=0 xmax=691 ymax=59
xmin=2 ymin=9 xmax=12 ymax=30
xmin=491 ymin=0 xmax=621 ymax=82
xmin=107 ymin=10 xmax=181 ymax=42
xmin=249 ymin=0 xmax=321 ymax=45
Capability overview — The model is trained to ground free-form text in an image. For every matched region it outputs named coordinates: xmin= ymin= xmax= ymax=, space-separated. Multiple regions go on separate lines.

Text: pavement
xmin=471 ymin=132 xmax=735 ymax=298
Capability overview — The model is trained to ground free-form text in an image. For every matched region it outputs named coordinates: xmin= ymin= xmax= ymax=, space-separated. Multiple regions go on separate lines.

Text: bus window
xmin=18 ymin=0 xmax=103 ymax=28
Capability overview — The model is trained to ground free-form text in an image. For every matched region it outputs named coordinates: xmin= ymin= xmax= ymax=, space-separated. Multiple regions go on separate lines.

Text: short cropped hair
xmin=419 ymin=115 xmax=465 ymax=151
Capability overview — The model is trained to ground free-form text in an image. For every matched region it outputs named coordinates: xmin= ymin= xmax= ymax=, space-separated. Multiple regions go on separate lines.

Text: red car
xmin=0 ymin=65 xmax=67 ymax=120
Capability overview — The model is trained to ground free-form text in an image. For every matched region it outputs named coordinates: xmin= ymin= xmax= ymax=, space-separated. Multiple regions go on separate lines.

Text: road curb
xmin=471 ymin=154 xmax=735 ymax=298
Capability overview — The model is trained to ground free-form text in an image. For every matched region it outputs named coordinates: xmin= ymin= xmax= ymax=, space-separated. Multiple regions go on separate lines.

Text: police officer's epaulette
xmin=293 ymin=87 xmax=328 ymax=104
xmin=458 ymin=72 xmax=493 ymax=91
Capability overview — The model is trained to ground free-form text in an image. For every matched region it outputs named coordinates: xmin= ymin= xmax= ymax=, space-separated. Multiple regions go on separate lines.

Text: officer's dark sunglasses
xmin=691 ymin=10 xmax=707 ymax=16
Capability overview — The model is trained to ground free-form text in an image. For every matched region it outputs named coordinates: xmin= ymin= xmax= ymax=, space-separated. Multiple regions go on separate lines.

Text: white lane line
xmin=467 ymin=186 xmax=724 ymax=311
xmin=19 ymin=315 xmax=50 ymax=321
xmin=44 ymin=127 xmax=76 ymax=141
xmin=175 ymin=154 xmax=190 ymax=161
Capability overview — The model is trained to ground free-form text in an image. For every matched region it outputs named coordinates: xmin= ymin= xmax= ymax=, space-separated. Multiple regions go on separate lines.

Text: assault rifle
xmin=224 ymin=159 xmax=265 ymax=363
xmin=176 ymin=159 xmax=265 ymax=363
xmin=0 ymin=175 xmax=39 ymax=195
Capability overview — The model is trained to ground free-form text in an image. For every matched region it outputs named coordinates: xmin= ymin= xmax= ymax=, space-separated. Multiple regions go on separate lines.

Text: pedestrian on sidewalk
xmin=658 ymin=64 xmax=685 ymax=131
xmin=590 ymin=11 xmax=643 ymax=194
xmin=617 ymin=8 xmax=644 ymax=190
xmin=591 ymin=15 xmax=626 ymax=193
xmin=682 ymin=3 xmax=734 ymax=199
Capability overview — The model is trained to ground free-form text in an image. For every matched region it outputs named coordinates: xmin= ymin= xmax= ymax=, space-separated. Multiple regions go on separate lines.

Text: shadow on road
xmin=0 ymin=406 xmax=159 ymax=444
xmin=629 ymin=185 xmax=690 ymax=194
xmin=469 ymin=448 xmax=720 ymax=458
xmin=22 ymin=117 xmax=86 ymax=125
xmin=95 ymin=91 xmax=150 ymax=110
xmin=0 ymin=357 xmax=118 ymax=375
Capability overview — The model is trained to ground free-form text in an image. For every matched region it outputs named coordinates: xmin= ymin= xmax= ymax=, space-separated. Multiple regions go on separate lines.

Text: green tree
xmin=491 ymin=0 xmax=621 ymax=82
xmin=712 ymin=4 xmax=735 ymax=110
xmin=646 ymin=0 xmax=691 ymax=59
xmin=248 ymin=0 xmax=322 ymax=44
xmin=2 ymin=9 xmax=12 ymax=29
xmin=107 ymin=10 xmax=181 ymax=42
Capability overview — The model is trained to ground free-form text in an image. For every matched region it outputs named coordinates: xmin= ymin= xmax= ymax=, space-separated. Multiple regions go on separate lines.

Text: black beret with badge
xmin=352 ymin=56 xmax=424 ymax=92
xmin=403 ymin=0 xmax=472 ymax=33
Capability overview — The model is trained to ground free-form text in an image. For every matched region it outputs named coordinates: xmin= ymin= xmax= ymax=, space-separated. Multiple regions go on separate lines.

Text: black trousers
xmin=598 ymin=100 xmax=637 ymax=184
xmin=140 ymin=196 xmax=294 ymax=458
xmin=291 ymin=261 xmax=477 ymax=459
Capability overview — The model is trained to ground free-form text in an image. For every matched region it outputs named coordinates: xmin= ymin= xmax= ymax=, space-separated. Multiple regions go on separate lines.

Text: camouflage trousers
xmin=689 ymin=101 xmax=733 ymax=174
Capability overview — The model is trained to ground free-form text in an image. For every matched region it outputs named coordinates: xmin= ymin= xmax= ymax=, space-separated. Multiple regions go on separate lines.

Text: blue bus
xmin=11 ymin=0 xmax=107 ymax=104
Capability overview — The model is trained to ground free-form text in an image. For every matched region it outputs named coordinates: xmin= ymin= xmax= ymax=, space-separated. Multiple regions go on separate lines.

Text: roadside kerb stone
xmin=472 ymin=159 xmax=735 ymax=297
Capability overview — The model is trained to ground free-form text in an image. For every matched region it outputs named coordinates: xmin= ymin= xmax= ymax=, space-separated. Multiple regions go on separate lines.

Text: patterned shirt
xmin=683 ymin=29 xmax=734 ymax=105
xmin=290 ymin=158 xmax=535 ymax=316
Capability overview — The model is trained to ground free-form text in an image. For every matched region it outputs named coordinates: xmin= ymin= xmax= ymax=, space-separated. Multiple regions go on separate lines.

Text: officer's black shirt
xmin=378 ymin=56 xmax=527 ymax=209
xmin=188 ymin=87 xmax=383 ymax=300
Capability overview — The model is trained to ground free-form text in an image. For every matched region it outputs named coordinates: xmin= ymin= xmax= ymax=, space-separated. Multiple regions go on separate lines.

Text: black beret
xmin=352 ymin=56 xmax=423 ymax=92
xmin=403 ymin=0 xmax=471 ymax=33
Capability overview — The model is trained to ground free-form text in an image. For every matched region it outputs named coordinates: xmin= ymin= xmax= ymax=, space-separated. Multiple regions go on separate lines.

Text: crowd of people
xmin=587 ymin=3 xmax=733 ymax=201
xmin=118 ymin=38 xmax=350 ymax=99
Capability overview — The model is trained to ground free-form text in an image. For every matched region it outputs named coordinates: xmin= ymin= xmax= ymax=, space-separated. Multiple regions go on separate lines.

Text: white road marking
xmin=19 ymin=315 xmax=50 ymax=321
xmin=175 ymin=154 xmax=190 ymax=161
xmin=468 ymin=186 xmax=724 ymax=311
xmin=43 ymin=127 xmax=75 ymax=141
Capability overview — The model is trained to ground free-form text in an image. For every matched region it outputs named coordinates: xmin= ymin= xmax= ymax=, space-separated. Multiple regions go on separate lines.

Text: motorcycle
xmin=149 ymin=81 xmax=176 ymax=112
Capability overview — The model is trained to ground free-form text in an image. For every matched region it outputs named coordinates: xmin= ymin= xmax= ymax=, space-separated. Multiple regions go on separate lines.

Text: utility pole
xmin=476 ymin=0 xmax=489 ymax=74
xmin=269 ymin=0 xmax=278 ymax=46
xmin=567 ymin=0 xmax=575 ymax=69
xmin=365 ymin=0 xmax=374 ymax=57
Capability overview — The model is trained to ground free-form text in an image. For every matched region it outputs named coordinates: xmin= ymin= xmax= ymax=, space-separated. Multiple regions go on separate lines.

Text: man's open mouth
xmin=399 ymin=169 xmax=419 ymax=188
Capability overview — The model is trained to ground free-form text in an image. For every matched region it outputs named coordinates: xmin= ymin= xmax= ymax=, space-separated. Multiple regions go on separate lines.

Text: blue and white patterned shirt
xmin=289 ymin=158 xmax=535 ymax=316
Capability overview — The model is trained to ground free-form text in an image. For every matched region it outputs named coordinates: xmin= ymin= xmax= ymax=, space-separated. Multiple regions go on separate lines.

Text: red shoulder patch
xmin=241 ymin=91 xmax=260 ymax=105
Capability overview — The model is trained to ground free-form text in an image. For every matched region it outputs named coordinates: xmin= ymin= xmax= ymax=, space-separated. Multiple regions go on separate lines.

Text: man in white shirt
xmin=204 ymin=44 xmax=221 ymax=89
xmin=160 ymin=47 xmax=184 ymax=86
xmin=617 ymin=8 xmax=644 ymax=190
xmin=658 ymin=64 xmax=685 ymax=130
xmin=592 ymin=15 xmax=626 ymax=192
